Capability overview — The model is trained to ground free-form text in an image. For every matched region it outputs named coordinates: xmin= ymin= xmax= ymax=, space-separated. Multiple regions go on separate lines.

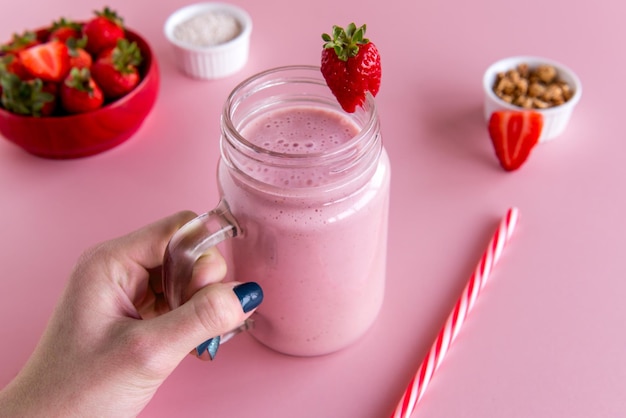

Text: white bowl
xmin=164 ymin=2 xmax=252 ymax=79
xmin=483 ymin=56 xmax=582 ymax=142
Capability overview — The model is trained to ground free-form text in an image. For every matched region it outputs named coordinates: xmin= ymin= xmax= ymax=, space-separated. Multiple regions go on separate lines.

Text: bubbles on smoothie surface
xmin=239 ymin=106 xmax=360 ymax=187
xmin=243 ymin=107 xmax=359 ymax=154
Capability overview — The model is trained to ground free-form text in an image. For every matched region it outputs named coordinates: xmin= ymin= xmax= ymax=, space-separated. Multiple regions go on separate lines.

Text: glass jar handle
xmin=162 ymin=199 xmax=254 ymax=358
xmin=162 ymin=199 xmax=248 ymax=358
xmin=163 ymin=199 xmax=239 ymax=309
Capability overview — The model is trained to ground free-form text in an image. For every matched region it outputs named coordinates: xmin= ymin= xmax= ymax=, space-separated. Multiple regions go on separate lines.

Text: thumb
xmin=149 ymin=281 xmax=263 ymax=362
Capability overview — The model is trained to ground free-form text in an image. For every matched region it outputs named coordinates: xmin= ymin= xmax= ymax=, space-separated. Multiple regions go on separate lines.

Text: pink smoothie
xmin=219 ymin=106 xmax=390 ymax=356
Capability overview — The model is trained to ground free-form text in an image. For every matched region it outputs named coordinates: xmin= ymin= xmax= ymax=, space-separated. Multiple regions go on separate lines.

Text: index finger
xmin=114 ymin=211 xmax=198 ymax=270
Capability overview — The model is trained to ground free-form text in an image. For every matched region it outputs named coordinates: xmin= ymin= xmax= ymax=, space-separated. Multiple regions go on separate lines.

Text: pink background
xmin=1 ymin=0 xmax=625 ymax=417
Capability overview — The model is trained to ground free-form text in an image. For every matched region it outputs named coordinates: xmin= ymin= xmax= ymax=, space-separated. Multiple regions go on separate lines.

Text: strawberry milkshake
xmin=218 ymin=66 xmax=390 ymax=356
xmin=164 ymin=66 xmax=390 ymax=356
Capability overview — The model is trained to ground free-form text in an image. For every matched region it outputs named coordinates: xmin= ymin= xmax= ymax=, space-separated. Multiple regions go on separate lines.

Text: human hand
xmin=0 ymin=211 xmax=263 ymax=417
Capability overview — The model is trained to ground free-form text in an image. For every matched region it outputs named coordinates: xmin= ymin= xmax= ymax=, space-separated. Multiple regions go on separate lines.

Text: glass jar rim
xmin=221 ymin=65 xmax=379 ymax=165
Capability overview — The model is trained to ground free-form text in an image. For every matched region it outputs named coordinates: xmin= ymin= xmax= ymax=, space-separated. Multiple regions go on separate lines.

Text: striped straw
xmin=390 ymin=207 xmax=519 ymax=418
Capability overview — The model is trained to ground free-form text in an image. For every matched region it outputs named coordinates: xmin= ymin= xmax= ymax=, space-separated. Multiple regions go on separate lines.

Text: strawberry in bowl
xmin=0 ymin=8 xmax=159 ymax=158
xmin=91 ymin=38 xmax=142 ymax=99
xmin=82 ymin=7 xmax=125 ymax=55
xmin=60 ymin=67 xmax=105 ymax=114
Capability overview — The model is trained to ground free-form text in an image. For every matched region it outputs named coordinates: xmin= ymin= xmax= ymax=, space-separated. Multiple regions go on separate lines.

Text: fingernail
xmin=196 ymin=336 xmax=220 ymax=360
xmin=233 ymin=282 xmax=263 ymax=313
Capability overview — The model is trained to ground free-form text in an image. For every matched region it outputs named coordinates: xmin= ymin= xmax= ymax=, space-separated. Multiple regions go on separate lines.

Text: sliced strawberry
xmin=91 ymin=38 xmax=142 ymax=99
xmin=18 ymin=40 xmax=71 ymax=82
xmin=321 ymin=23 xmax=381 ymax=113
xmin=83 ymin=7 xmax=125 ymax=55
xmin=488 ymin=110 xmax=543 ymax=171
xmin=60 ymin=67 xmax=104 ymax=113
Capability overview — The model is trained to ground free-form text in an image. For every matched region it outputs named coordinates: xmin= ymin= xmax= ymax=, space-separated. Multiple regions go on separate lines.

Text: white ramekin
xmin=164 ymin=2 xmax=252 ymax=79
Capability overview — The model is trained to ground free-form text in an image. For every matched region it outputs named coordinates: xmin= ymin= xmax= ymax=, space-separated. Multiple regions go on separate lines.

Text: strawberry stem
xmin=111 ymin=39 xmax=142 ymax=73
xmin=94 ymin=7 xmax=124 ymax=28
xmin=0 ymin=73 xmax=54 ymax=116
xmin=64 ymin=67 xmax=95 ymax=94
xmin=51 ymin=17 xmax=82 ymax=32
xmin=1 ymin=31 xmax=37 ymax=53
xmin=322 ymin=23 xmax=369 ymax=62
xmin=66 ymin=36 xmax=88 ymax=56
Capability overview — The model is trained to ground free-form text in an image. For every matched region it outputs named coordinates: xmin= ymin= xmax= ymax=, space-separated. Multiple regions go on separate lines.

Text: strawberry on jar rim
xmin=83 ymin=7 xmax=125 ymax=55
xmin=60 ymin=67 xmax=104 ymax=114
xmin=91 ymin=38 xmax=142 ymax=99
xmin=320 ymin=23 xmax=381 ymax=113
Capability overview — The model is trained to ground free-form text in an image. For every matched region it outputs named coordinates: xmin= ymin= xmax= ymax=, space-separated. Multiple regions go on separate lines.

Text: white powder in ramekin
xmin=173 ymin=11 xmax=241 ymax=47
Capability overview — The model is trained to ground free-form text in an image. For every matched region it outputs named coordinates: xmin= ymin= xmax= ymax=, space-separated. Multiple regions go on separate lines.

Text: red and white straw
xmin=390 ymin=207 xmax=519 ymax=418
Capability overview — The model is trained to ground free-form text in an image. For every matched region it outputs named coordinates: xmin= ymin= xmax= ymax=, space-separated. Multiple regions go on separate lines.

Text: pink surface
xmin=1 ymin=1 xmax=624 ymax=417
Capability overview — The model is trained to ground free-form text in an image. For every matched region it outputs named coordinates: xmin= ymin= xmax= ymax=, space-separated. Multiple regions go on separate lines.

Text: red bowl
xmin=0 ymin=28 xmax=159 ymax=159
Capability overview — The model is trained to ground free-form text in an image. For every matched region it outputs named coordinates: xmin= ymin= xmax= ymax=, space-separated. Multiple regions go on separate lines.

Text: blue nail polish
xmin=196 ymin=336 xmax=220 ymax=360
xmin=233 ymin=282 xmax=263 ymax=313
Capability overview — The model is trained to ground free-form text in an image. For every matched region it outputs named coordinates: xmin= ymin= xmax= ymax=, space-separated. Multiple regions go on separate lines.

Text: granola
xmin=493 ymin=63 xmax=574 ymax=109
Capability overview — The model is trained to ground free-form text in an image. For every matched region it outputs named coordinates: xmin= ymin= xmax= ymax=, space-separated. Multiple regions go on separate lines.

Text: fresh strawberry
xmin=60 ymin=67 xmax=104 ymax=113
xmin=1 ymin=31 xmax=38 ymax=54
xmin=0 ymin=73 xmax=56 ymax=116
xmin=40 ymin=82 xmax=59 ymax=115
xmin=91 ymin=38 xmax=141 ymax=99
xmin=83 ymin=7 xmax=125 ymax=55
xmin=488 ymin=110 xmax=543 ymax=171
xmin=18 ymin=40 xmax=71 ymax=82
xmin=320 ymin=23 xmax=381 ymax=113
xmin=0 ymin=53 xmax=32 ymax=80
xmin=69 ymin=47 xmax=92 ymax=69
xmin=66 ymin=37 xmax=92 ymax=69
xmin=49 ymin=18 xmax=82 ymax=43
